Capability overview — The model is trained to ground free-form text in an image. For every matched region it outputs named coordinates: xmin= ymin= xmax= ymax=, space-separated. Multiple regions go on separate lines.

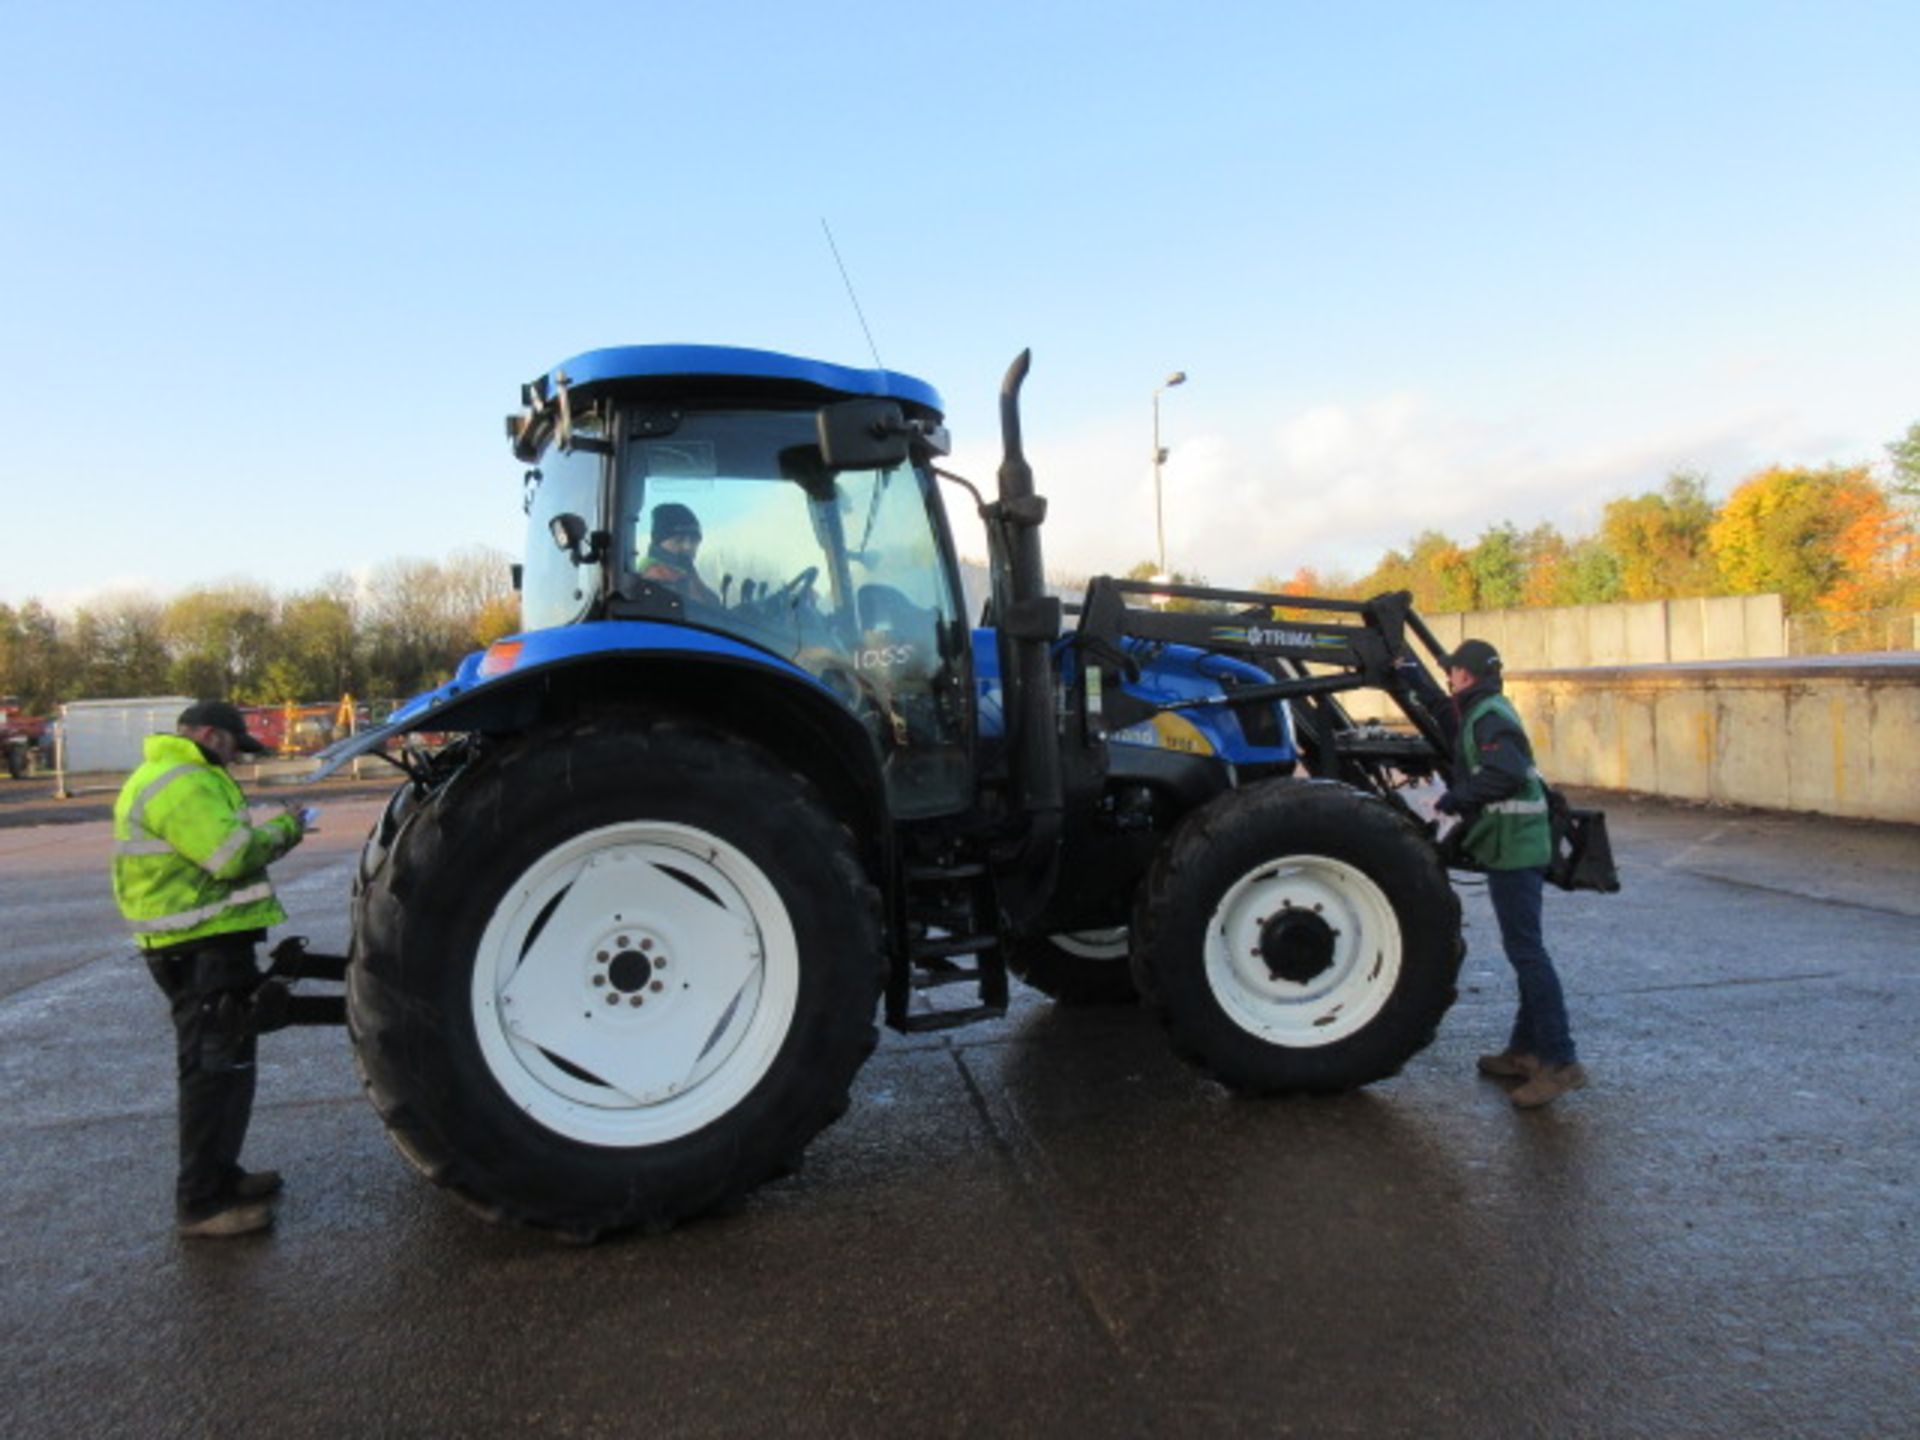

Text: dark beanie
xmin=650 ymin=503 xmax=702 ymax=542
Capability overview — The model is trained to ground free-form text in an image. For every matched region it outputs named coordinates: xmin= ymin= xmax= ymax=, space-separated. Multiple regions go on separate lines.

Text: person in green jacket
xmin=113 ymin=700 xmax=311 ymax=1237
xmin=1433 ymin=641 xmax=1588 ymax=1109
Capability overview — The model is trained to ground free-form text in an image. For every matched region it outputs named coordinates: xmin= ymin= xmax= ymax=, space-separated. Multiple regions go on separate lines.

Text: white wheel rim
xmin=471 ymin=821 xmax=797 ymax=1147
xmin=1051 ymin=927 xmax=1130 ymax=960
xmin=1202 ymin=854 xmax=1401 ymax=1047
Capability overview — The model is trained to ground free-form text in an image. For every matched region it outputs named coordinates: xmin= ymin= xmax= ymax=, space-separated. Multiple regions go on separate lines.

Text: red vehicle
xmin=1 ymin=699 xmax=48 ymax=779
xmin=237 ymin=701 xmax=372 ymax=758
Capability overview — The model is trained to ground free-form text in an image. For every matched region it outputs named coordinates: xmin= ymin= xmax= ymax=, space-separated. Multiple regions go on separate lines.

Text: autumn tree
xmin=1466 ymin=523 xmax=1526 ymax=611
xmin=71 ymin=595 xmax=170 ymax=698
xmin=2 ymin=602 xmax=75 ymax=712
xmin=0 ymin=604 xmax=17 ymax=700
xmin=1351 ymin=545 xmax=1416 ymax=603
xmin=1365 ymin=531 xmax=1470 ymax=612
xmin=358 ymin=547 xmax=517 ymax=695
xmin=163 ymin=583 xmax=277 ymax=701
xmin=1707 ymin=465 xmax=1909 ymax=614
xmin=442 ymin=544 xmax=519 ymax=646
xmin=1887 ymin=421 xmax=1920 ymax=501
xmin=1517 ymin=524 xmax=1573 ymax=607
xmin=363 ymin=558 xmax=460 ymax=697
xmin=1600 ymin=472 xmax=1719 ymax=601
xmin=1253 ymin=565 xmax=1358 ymax=621
xmin=1563 ymin=538 xmax=1626 ymax=605
xmin=263 ymin=580 xmax=364 ymax=703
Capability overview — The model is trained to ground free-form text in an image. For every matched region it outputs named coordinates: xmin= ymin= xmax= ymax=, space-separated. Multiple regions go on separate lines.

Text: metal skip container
xmin=55 ymin=697 xmax=195 ymax=792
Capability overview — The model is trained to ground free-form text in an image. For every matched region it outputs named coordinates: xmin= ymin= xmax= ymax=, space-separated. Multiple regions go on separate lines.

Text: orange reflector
xmin=479 ymin=641 xmax=524 ymax=678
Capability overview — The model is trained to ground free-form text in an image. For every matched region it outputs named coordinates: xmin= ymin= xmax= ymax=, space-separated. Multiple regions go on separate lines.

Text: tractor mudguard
xmin=309 ymin=620 xmax=839 ymax=779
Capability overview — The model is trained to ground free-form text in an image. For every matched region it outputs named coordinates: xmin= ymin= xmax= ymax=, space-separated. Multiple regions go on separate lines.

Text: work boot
xmin=177 ymin=1201 xmax=275 ymax=1239
xmin=1511 ymin=1062 xmax=1589 ymax=1109
xmin=233 ymin=1169 xmax=284 ymax=1200
xmin=1475 ymin=1050 xmax=1540 ymax=1080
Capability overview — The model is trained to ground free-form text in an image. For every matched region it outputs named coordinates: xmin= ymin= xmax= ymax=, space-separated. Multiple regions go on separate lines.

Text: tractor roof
xmin=537 ymin=344 xmax=944 ymax=416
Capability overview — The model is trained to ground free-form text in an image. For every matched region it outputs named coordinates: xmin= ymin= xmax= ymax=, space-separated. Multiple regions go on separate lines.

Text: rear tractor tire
xmin=1132 ymin=780 xmax=1461 ymax=1095
xmin=1009 ymin=928 xmax=1138 ymax=1006
xmin=348 ymin=715 xmax=884 ymax=1237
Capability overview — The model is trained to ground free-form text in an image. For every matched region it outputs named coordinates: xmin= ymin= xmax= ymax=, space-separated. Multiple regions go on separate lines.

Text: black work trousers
xmin=144 ymin=937 xmax=263 ymax=1219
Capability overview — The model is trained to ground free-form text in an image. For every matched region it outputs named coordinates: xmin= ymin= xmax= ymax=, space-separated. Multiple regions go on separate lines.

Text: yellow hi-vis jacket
xmin=112 ymin=734 xmax=302 ymax=950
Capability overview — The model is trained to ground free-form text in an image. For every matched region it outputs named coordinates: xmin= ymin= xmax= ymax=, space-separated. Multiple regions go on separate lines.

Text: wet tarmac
xmin=1 ymin=789 xmax=1915 ymax=1438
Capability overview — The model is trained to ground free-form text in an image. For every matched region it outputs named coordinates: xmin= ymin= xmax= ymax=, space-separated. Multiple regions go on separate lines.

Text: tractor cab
xmin=508 ymin=346 xmax=977 ymax=818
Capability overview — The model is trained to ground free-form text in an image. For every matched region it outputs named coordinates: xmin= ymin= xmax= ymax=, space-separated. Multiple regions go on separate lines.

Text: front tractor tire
xmin=349 ymin=715 xmax=883 ymax=1238
xmin=1132 ymin=780 xmax=1461 ymax=1095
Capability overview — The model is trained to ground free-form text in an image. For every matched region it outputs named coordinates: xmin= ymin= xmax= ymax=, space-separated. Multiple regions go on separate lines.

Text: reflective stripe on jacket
xmin=1457 ymin=694 xmax=1552 ymax=871
xmin=111 ymin=734 xmax=300 ymax=949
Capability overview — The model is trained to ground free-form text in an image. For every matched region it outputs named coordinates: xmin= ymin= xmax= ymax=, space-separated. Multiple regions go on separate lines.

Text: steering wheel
xmin=766 ymin=565 xmax=820 ymax=608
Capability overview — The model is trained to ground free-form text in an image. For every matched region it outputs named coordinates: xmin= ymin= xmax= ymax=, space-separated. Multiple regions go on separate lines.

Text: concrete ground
xmin=0 ymin=785 xmax=1914 ymax=1439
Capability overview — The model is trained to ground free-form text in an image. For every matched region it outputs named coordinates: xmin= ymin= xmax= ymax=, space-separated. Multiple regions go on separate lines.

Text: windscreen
xmin=520 ymin=407 xmax=608 ymax=632
xmin=615 ymin=408 xmax=970 ymax=817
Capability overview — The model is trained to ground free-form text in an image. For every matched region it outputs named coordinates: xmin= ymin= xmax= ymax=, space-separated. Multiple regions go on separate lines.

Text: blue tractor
xmin=315 ymin=345 xmax=1486 ymax=1238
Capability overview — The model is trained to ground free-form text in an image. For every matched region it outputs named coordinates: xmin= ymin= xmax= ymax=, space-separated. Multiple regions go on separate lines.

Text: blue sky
xmin=3 ymin=1 xmax=1915 ymax=608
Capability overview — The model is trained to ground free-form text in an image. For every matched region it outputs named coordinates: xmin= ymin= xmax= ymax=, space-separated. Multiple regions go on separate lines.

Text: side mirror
xmin=818 ymin=399 xmax=911 ymax=471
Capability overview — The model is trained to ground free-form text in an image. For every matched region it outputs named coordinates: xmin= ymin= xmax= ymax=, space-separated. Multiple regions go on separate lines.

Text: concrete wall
xmin=1425 ymin=594 xmax=1786 ymax=669
xmin=1506 ymin=656 xmax=1920 ymax=825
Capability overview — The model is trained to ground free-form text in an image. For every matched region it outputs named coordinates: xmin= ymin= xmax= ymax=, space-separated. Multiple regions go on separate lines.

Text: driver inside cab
xmin=640 ymin=503 xmax=720 ymax=606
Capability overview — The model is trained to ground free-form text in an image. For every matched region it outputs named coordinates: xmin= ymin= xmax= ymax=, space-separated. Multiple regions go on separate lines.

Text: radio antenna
xmin=821 ymin=218 xmax=884 ymax=370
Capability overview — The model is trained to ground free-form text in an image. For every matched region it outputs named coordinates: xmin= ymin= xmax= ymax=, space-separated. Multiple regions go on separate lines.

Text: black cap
xmin=650 ymin=502 xmax=702 ymax=542
xmin=178 ymin=700 xmax=268 ymax=753
xmin=1446 ymin=639 xmax=1503 ymax=680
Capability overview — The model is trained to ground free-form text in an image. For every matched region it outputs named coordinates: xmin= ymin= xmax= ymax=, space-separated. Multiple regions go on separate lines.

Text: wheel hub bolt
xmin=604 ymin=994 xmax=619 ymax=1006
xmin=592 ymin=975 xmax=606 ymax=987
xmin=629 ymin=996 xmax=644 ymax=1008
xmin=649 ymin=980 xmax=664 ymax=993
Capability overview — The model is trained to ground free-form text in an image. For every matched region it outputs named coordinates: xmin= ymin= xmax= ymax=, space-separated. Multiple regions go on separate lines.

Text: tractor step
xmin=892 ymin=861 xmax=1008 ymax=1032
xmin=911 ymin=960 xmax=983 ymax=991
xmin=910 ymin=932 xmax=998 ymax=961
xmin=905 ymin=861 xmax=988 ymax=882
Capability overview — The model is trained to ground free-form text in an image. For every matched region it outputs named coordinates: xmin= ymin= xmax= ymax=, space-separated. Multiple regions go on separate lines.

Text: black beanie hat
xmin=650 ymin=503 xmax=702 ymax=543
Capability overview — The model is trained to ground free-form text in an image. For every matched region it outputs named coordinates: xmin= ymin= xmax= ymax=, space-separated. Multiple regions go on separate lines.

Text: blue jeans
xmin=1484 ymin=866 xmax=1577 ymax=1067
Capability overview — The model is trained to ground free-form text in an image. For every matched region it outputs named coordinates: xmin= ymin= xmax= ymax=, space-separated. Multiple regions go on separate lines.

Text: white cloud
xmin=953 ymin=394 xmax=1862 ymax=591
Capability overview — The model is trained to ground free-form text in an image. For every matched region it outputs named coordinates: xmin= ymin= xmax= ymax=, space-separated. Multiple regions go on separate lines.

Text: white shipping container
xmin=59 ymin=697 xmax=195 ymax=775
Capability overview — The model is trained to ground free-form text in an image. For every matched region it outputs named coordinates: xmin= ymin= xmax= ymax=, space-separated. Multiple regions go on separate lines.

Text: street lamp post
xmin=1153 ymin=370 xmax=1188 ymax=579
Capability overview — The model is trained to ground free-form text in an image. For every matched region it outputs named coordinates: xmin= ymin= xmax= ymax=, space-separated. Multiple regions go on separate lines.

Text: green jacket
xmin=1456 ymin=693 xmax=1552 ymax=871
xmin=112 ymin=734 xmax=302 ymax=950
